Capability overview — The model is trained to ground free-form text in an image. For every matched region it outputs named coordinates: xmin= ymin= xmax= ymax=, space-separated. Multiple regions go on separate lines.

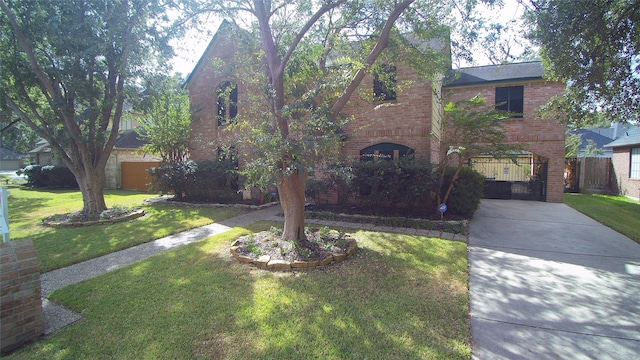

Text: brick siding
xmin=187 ymin=26 xmax=566 ymax=203
xmin=1 ymin=239 xmax=44 ymax=355
xmin=612 ymin=147 xmax=640 ymax=200
xmin=444 ymin=80 xmax=567 ymax=202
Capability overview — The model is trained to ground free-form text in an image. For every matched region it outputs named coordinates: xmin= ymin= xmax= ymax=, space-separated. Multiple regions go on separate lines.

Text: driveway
xmin=469 ymin=199 xmax=640 ymax=359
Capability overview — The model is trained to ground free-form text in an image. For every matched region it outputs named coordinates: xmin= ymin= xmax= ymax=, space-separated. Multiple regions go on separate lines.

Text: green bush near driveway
xmin=6 ymin=222 xmax=471 ymax=359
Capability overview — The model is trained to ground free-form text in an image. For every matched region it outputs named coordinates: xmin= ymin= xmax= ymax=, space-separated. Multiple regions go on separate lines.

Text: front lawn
xmin=564 ymin=193 xmax=640 ymax=243
xmin=7 ymin=222 xmax=471 ymax=359
xmin=8 ymin=188 xmax=249 ymax=272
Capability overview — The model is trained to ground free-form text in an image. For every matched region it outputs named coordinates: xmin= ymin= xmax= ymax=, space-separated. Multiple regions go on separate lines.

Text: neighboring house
xmin=606 ymin=127 xmax=640 ymax=200
xmin=569 ymin=122 xmax=629 ymax=158
xmin=30 ymin=130 xmax=160 ymax=191
xmin=105 ymin=130 xmax=161 ymax=191
xmin=0 ymin=148 xmax=27 ymax=171
xmin=28 ymin=139 xmax=58 ymax=166
xmin=186 ymin=22 xmax=566 ymax=203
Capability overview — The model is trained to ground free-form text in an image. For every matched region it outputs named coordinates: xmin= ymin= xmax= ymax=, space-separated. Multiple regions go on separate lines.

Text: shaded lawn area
xmin=7 ymin=222 xmax=471 ymax=360
xmin=8 ymin=188 xmax=248 ymax=272
xmin=564 ymin=193 xmax=640 ymax=243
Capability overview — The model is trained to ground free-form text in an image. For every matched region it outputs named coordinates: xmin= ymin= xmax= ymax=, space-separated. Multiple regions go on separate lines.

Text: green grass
xmin=564 ymin=193 xmax=640 ymax=243
xmin=7 ymin=187 xmax=248 ymax=272
xmin=6 ymin=222 xmax=470 ymax=359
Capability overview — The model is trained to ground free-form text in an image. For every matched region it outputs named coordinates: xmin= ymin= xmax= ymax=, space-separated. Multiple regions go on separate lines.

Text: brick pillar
xmin=1 ymin=239 xmax=44 ymax=355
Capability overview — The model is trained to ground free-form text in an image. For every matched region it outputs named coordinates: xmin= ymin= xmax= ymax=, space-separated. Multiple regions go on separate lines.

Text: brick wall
xmin=187 ymin=27 xmax=244 ymax=162
xmin=445 ymin=80 xmax=567 ymax=202
xmin=1 ymin=239 xmax=44 ymax=355
xmin=612 ymin=147 xmax=640 ymax=200
xmin=341 ymin=66 xmax=434 ymax=162
xmin=187 ymin=25 xmax=567 ymax=203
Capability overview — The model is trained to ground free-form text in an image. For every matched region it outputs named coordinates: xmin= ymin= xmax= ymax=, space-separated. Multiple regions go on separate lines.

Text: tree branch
xmin=280 ymin=0 xmax=345 ymax=75
xmin=330 ymin=0 xmax=414 ymax=118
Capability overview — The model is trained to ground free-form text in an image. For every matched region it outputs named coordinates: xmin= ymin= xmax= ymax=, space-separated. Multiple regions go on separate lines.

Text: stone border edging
xmin=43 ymin=209 xmax=146 ymax=228
xmin=144 ymin=196 xmax=278 ymax=210
xmin=229 ymin=240 xmax=358 ymax=271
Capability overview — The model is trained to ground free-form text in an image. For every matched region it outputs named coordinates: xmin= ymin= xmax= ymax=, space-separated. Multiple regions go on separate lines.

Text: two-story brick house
xmin=186 ymin=21 xmax=566 ymax=203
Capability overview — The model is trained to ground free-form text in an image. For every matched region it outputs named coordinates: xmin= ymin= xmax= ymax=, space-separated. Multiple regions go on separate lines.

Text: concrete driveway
xmin=469 ymin=199 xmax=640 ymax=359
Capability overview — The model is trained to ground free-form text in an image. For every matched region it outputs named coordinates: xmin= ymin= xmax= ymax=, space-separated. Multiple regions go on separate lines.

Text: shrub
xmin=319 ymin=158 xmax=438 ymax=215
xmin=440 ymin=166 xmax=485 ymax=217
xmin=148 ymin=159 xmax=239 ymax=202
xmin=42 ymin=166 xmax=78 ymax=188
xmin=17 ymin=165 xmax=78 ymax=188
xmin=148 ymin=161 xmax=196 ymax=201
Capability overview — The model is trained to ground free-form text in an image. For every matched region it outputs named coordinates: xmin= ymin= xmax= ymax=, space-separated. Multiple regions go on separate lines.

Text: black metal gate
xmin=470 ymin=157 xmax=548 ymax=201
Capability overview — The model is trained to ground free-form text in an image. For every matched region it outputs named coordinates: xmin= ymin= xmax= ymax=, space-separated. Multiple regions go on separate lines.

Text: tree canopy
xmin=0 ymin=0 xmax=175 ymax=216
xmin=184 ymin=0 xmax=495 ymax=241
xmin=525 ymin=0 xmax=640 ymax=125
xmin=136 ymin=75 xmax=192 ymax=164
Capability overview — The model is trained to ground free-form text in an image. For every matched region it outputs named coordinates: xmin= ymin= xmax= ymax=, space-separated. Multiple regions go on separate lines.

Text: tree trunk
xmin=73 ymin=165 xmax=108 ymax=217
xmin=277 ymin=169 xmax=308 ymax=242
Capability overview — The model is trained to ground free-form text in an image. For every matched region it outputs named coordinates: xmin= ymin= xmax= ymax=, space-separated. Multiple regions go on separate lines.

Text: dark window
xmin=216 ymin=81 xmax=238 ymax=126
xmin=360 ymin=143 xmax=414 ymax=162
xmin=495 ymin=86 xmax=523 ymax=118
xmin=373 ymin=65 xmax=397 ymax=101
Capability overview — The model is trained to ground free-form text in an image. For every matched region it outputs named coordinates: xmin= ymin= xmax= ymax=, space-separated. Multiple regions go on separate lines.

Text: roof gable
xmin=183 ymin=20 xmax=236 ymax=88
xmin=605 ymin=127 xmax=640 ymax=148
xmin=444 ymin=61 xmax=546 ymax=87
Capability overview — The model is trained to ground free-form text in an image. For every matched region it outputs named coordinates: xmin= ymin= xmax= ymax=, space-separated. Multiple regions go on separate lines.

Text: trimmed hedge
xmin=307 ymin=161 xmax=485 ymax=218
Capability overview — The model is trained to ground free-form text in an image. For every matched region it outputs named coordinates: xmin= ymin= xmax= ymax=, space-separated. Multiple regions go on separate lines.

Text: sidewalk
xmin=41 ymin=204 xmax=464 ymax=335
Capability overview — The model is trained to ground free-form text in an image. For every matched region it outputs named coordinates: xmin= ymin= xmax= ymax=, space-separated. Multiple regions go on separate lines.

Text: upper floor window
xmin=373 ymin=65 xmax=397 ymax=101
xmin=631 ymin=147 xmax=640 ymax=178
xmin=216 ymin=81 xmax=238 ymax=126
xmin=495 ymin=86 xmax=523 ymax=118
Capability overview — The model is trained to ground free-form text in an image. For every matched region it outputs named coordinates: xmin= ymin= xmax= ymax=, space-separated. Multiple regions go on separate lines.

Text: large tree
xmin=186 ymin=0 xmax=492 ymax=242
xmin=0 ymin=0 xmax=174 ymax=216
xmin=523 ymin=0 xmax=640 ymax=125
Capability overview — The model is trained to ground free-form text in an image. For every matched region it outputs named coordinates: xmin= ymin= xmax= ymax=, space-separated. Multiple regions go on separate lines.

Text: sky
xmin=169 ymin=1 xmax=528 ymax=76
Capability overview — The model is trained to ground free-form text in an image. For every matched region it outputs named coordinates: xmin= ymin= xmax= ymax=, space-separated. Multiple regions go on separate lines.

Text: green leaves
xmin=525 ymin=0 xmax=640 ymax=123
xmin=137 ymin=75 xmax=192 ymax=164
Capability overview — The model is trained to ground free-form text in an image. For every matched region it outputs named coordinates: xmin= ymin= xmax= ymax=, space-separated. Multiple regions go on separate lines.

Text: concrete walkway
xmin=469 ymin=200 xmax=640 ymax=359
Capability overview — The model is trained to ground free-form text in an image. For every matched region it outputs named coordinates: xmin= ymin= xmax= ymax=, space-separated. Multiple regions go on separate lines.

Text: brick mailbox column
xmin=1 ymin=239 xmax=44 ymax=355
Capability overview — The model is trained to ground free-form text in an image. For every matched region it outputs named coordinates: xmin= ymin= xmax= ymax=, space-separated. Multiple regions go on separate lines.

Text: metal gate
xmin=471 ymin=157 xmax=548 ymax=201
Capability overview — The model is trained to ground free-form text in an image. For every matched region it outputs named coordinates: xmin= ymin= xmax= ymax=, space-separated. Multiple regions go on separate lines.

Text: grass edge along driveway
xmin=7 ymin=222 xmax=471 ymax=360
xmin=564 ymin=193 xmax=640 ymax=243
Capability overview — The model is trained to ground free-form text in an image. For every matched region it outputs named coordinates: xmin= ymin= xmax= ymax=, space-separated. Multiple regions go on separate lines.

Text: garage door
xmin=121 ymin=162 xmax=161 ymax=192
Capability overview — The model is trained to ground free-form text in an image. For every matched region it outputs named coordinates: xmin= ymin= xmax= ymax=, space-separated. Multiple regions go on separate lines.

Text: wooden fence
xmin=565 ymin=157 xmax=615 ymax=194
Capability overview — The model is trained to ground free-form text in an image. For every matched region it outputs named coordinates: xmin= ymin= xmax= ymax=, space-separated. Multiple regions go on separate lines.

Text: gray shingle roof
xmin=0 ymin=148 xmax=27 ymax=160
xmin=445 ymin=61 xmax=545 ymax=87
xmin=114 ymin=130 xmax=147 ymax=149
xmin=605 ymin=127 xmax=640 ymax=147
xmin=572 ymin=128 xmax=616 ymax=150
